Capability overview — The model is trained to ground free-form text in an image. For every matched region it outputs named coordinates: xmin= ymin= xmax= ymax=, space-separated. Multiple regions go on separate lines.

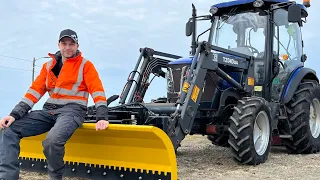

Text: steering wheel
xmin=239 ymin=45 xmax=260 ymax=55
xmin=289 ymin=56 xmax=299 ymax=61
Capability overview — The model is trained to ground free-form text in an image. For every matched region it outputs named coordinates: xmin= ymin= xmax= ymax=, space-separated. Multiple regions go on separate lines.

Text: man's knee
xmin=2 ymin=121 xmax=19 ymax=135
xmin=0 ymin=127 xmax=20 ymax=142
xmin=0 ymin=127 xmax=13 ymax=136
xmin=0 ymin=128 xmax=20 ymax=158
xmin=42 ymin=132 xmax=64 ymax=151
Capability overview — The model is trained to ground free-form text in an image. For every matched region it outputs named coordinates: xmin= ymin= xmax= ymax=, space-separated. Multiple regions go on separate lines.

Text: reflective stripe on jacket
xmin=10 ymin=51 xmax=108 ymax=120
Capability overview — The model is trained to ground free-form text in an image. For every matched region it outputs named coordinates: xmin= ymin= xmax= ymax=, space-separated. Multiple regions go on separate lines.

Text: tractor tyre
xmin=228 ymin=96 xmax=272 ymax=165
xmin=283 ymin=79 xmax=320 ymax=154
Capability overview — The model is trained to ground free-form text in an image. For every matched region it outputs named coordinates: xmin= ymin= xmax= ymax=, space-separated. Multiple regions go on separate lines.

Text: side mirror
xmin=288 ymin=4 xmax=302 ymax=26
xmin=186 ymin=20 xmax=193 ymax=36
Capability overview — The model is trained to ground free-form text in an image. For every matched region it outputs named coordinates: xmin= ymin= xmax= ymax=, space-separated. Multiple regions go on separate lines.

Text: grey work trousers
xmin=0 ymin=103 xmax=86 ymax=180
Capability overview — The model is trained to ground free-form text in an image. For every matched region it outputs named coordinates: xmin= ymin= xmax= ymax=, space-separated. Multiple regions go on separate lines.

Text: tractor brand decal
xmin=182 ymin=82 xmax=190 ymax=92
xmin=223 ymin=57 xmax=239 ymax=65
xmin=191 ymin=85 xmax=200 ymax=103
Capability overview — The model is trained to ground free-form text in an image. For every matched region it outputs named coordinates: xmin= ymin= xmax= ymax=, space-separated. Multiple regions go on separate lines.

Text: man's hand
xmin=0 ymin=116 xmax=15 ymax=129
xmin=96 ymin=120 xmax=109 ymax=131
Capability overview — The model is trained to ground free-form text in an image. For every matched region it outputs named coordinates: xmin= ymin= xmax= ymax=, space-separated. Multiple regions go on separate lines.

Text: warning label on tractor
xmin=182 ymin=82 xmax=190 ymax=92
xmin=191 ymin=85 xmax=200 ymax=103
xmin=248 ymin=77 xmax=254 ymax=86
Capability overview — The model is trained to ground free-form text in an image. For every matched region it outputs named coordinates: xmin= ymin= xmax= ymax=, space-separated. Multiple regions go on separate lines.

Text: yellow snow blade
xmin=19 ymin=123 xmax=177 ymax=180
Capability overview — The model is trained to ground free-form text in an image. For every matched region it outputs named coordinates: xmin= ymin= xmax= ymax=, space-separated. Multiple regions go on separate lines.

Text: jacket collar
xmin=48 ymin=50 xmax=82 ymax=63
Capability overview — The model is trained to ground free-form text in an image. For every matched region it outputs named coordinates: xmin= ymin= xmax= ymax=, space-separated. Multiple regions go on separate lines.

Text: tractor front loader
xmin=18 ymin=0 xmax=320 ymax=179
xmin=19 ymin=49 xmax=180 ymax=180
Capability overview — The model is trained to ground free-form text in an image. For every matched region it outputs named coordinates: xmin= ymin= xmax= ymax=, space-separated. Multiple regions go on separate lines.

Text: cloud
xmin=70 ymin=13 xmax=82 ymax=19
xmin=168 ymin=11 xmax=179 ymax=16
xmin=40 ymin=1 xmax=51 ymax=10
xmin=55 ymin=0 xmax=81 ymax=9
xmin=33 ymin=12 xmax=55 ymax=22
xmin=114 ymin=8 xmax=146 ymax=21
xmin=117 ymin=0 xmax=145 ymax=5
xmin=0 ymin=38 xmax=18 ymax=48
xmin=97 ymin=62 xmax=132 ymax=71
xmin=146 ymin=16 xmax=181 ymax=32
xmin=302 ymin=30 xmax=318 ymax=40
xmin=84 ymin=20 xmax=95 ymax=24
xmin=86 ymin=7 xmax=105 ymax=14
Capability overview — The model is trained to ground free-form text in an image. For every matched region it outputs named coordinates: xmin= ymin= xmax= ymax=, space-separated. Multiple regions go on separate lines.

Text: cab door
xmin=270 ymin=8 xmax=304 ymax=102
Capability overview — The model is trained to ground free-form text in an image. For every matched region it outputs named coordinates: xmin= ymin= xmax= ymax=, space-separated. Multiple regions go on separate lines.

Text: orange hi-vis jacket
xmin=10 ymin=51 xmax=108 ymax=121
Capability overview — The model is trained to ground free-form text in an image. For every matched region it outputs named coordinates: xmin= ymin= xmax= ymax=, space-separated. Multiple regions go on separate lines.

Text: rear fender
xmin=282 ymin=67 xmax=319 ymax=104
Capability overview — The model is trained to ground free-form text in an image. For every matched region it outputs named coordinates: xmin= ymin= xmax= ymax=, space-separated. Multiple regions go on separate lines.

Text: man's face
xmin=58 ymin=37 xmax=79 ymax=58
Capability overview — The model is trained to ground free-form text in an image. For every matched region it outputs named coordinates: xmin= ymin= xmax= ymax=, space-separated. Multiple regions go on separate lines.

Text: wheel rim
xmin=309 ymin=98 xmax=320 ymax=138
xmin=253 ymin=111 xmax=270 ymax=156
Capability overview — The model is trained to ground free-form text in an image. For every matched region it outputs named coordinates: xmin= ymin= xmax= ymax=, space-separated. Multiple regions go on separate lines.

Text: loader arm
xmin=119 ymin=48 xmax=182 ymax=104
xmin=167 ymin=41 xmax=255 ymax=150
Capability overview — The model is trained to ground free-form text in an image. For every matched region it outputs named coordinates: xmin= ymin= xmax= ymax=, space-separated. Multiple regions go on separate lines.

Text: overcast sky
xmin=0 ymin=0 xmax=319 ymax=118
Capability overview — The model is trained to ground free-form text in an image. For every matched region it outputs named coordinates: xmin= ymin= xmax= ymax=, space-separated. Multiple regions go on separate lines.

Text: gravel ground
xmin=19 ymin=135 xmax=320 ymax=180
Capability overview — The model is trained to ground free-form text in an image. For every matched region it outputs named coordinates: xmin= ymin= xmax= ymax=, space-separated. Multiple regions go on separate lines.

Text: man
xmin=0 ymin=29 xmax=109 ymax=180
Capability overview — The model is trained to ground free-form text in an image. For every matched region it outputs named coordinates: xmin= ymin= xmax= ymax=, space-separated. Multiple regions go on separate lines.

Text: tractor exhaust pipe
xmin=190 ymin=3 xmax=197 ymax=56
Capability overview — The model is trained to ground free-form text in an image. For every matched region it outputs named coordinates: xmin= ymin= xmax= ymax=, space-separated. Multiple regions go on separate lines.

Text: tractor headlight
xmin=210 ymin=6 xmax=218 ymax=14
xmin=253 ymin=0 xmax=264 ymax=7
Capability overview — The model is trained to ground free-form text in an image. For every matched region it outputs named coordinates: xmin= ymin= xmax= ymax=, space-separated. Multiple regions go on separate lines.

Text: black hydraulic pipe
xmin=216 ymin=67 xmax=244 ymax=91
xmin=153 ymin=50 xmax=182 ymax=59
xmin=190 ymin=3 xmax=197 ymax=55
xmin=119 ymin=49 xmax=144 ymax=104
xmin=143 ymin=103 xmax=181 ymax=114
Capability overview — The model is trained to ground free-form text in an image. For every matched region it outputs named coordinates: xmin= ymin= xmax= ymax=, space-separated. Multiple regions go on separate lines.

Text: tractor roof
xmin=210 ymin=0 xmax=308 ymax=16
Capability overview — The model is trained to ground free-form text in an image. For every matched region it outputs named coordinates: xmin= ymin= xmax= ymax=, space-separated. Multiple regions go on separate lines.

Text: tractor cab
xmin=166 ymin=0 xmax=310 ymax=105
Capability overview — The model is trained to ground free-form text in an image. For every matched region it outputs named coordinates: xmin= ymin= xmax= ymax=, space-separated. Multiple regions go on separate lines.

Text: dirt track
xmin=20 ymin=135 xmax=320 ymax=180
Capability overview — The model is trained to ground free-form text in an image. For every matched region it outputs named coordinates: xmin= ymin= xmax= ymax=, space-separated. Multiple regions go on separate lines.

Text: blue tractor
xmin=88 ymin=0 xmax=320 ymax=167
xmin=20 ymin=1 xmax=320 ymax=179
xmin=164 ymin=0 xmax=320 ymax=165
